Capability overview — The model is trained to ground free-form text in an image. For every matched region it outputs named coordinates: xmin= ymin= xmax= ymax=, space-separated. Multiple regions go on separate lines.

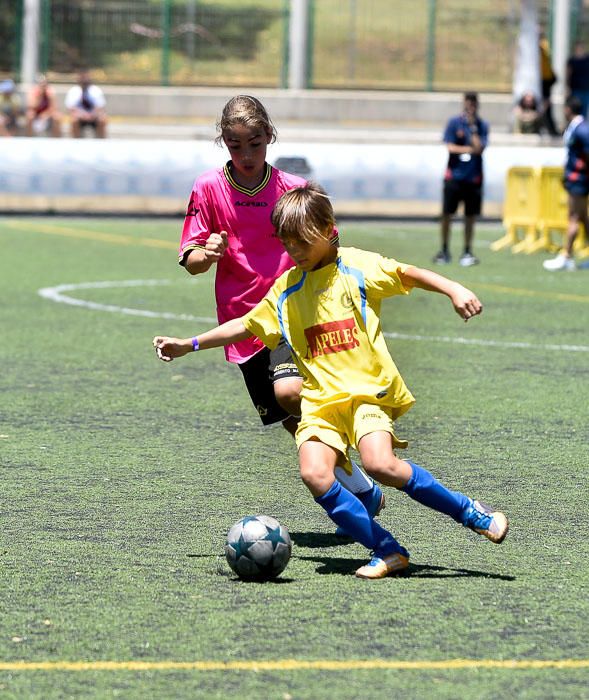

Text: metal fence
xmin=1 ymin=0 xmax=586 ymax=91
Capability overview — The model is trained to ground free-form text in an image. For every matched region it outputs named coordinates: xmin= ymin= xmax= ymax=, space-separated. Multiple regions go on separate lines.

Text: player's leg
xmin=25 ymin=111 xmax=34 ymax=137
xmin=544 ymin=191 xmax=584 ymax=270
xmin=299 ymin=437 xmax=409 ymax=578
xmin=434 ymin=180 xmax=457 ymax=263
xmin=459 ymin=184 xmax=481 ymax=266
xmin=71 ymin=116 xmax=82 ymax=138
xmin=578 ymin=192 xmax=589 ymax=250
xmin=238 ymin=346 xmax=292 ymax=428
xmin=269 ymin=340 xmax=384 ymax=524
xmin=566 ymin=193 xmax=586 ymax=255
xmin=355 ymin=410 xmax=508 ymax=544
xmin=50 ymin=115 xmax=62 ymax=138
xmin=96 ymin=115 xmax=107 ymax=139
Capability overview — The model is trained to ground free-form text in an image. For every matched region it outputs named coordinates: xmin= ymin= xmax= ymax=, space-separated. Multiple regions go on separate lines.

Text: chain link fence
xmin=2 ymin=0 xmax=586 ymax=91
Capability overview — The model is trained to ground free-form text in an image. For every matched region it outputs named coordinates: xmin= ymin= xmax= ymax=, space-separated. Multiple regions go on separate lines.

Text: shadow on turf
xmin=297 ymin=555 xmax=515 ymax=580
xmin=290 ymin=531 xmax=356 ymax=549
xmin=290 ymin=533 xmax=515 ymax=580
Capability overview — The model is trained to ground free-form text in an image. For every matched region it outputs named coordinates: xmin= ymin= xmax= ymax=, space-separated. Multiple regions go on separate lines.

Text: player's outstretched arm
xmin=153 ymin=318 xmax=252 ymax=362
xmin=400 ymin=266 xmax=482 ymax=322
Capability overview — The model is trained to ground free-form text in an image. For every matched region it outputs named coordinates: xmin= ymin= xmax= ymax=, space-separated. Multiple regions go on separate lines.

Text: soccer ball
xmin=225 ymin=515 xmax=292 ymax=581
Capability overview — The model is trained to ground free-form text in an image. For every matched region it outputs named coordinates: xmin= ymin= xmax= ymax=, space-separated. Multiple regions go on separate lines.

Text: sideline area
xmin=0 ymin=87 xmax=567 ymax=217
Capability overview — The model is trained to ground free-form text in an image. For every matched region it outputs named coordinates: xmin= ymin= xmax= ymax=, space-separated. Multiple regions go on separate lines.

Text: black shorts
xmin=238 ymin=338 xmax=301 ymax=426
xmin=443 ymin=179 xmax=482 ymax=217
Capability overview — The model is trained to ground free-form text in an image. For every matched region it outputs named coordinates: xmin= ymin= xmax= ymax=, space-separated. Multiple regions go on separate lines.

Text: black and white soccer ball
xmin=225 ymin=515 xmax=292 ymax=581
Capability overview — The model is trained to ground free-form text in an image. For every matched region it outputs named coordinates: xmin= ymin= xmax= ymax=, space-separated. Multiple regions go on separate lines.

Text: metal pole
xmin=186 ymin=0 xmax=196 ymax=60
xmin=20 ymin=0 xmax=41 ymax=86
xmin=347 ymin=0 xmax=356 ymax=81
xmin=161 ymin=0 xmax=172 ymax=86
xmin=306 ymin=0 xmax=314 ymax=87
xmin=40 ymin=0 xmax=50 ymax=73
xmin=552 ymin=0 xmax=571 ymax=105
xmin=513 ymin=0 xmax=541 ymax=101
xmin=426 ymin=0 xmax=437 ymax=91
xmin=288 ymin=0 xmax=309 ymax=89
xmin=280 ymin=0 xmax=289 ymax=88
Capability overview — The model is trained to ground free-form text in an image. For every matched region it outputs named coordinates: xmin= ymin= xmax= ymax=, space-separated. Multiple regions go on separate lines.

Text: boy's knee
xmin=363 ymin=456 xmax=411 ymax=489
xmin=274 ymin=378 xmax=302 ymax=415
xmin=299 ymin=462 xmax=322 ymax=491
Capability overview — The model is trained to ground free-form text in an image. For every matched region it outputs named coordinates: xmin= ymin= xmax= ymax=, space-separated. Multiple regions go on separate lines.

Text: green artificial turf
xmin=0 ymin=217 xmax=587 ymax=699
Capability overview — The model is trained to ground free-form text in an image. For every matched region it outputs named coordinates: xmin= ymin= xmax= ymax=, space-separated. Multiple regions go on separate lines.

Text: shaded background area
xmin=3 ymin=0 xmax=587 ymax=91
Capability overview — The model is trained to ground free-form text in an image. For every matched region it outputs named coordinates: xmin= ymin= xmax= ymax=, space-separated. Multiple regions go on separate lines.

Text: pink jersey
xmin=179 ymin=162 xmax=307 ymax=363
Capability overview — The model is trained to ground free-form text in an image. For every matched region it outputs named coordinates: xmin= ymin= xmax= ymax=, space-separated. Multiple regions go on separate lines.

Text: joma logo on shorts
xmin=305 ymin=318 xmax=359 ymax=357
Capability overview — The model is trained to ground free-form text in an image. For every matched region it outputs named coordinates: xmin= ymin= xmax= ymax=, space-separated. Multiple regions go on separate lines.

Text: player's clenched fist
xmin=153 ymin=336 xmax=192 ymax=362
xmin=204 ymin=231 xmax=228 ymax=262
xmin=450 ymin=286 xmax=483 ymax=321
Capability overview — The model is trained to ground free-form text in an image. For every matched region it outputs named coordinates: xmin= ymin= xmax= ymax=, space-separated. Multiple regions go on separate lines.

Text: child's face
xmin=281 ymin=233 xmax=336 ymax=272
xmin=223 ymin=124 xmax=271 ymax=186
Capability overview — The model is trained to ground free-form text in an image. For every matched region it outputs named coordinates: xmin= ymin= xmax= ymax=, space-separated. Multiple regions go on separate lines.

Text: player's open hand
xmin=451 ymin=286 xmax=482 ymax=321
xmin=204 ymin=231 xmax=228 ymax=262
xmin=152 ymin=336 xmax=192 ymax=362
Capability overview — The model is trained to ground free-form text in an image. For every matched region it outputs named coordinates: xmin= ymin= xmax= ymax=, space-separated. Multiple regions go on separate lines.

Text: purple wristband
xmin=191 ymin=337 xmax=200 ymax=351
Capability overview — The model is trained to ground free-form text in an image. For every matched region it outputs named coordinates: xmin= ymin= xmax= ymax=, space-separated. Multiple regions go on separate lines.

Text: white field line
xmin=383 ymin=331 xmax=589 ymax=353
xmin=38 ymin=279 xmax=589 ymax=353
xmin=38 ymin=279 xmax=217 ymax=324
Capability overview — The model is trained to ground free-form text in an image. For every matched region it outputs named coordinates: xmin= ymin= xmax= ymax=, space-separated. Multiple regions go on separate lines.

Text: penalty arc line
xmin=37 ymin=280 xmax=589 ymax=354
xmin=1 ymin=658 xmax=589 ymax=672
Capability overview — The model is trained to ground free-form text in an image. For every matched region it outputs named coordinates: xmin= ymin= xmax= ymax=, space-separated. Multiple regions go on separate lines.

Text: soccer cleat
xmin=543 ymin=254 xmax=576 ymax=271
xmin=463 ymin=499 xmax=509 ymax=543
xmin=459 ymin=252 xmax=480 ymax=267
xmin=335 ymin=485 xmax=385 ymax=537
xmin=355 ymin=552 xmax=410 ymax=579
xmin=433 ymin=250 xmax=451 ymax=264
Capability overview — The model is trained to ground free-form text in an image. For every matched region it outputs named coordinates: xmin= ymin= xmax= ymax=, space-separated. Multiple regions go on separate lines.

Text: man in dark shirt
xmin=543 ymin=96 xmax=589 ymax=271
xmin=566 ymin=43 xmax=589 ymax=118
xmin=434 ymin=92 xmax=489 ymax=267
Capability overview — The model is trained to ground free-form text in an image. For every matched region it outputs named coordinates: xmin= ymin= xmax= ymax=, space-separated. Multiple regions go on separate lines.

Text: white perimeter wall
xmin=0 ymin=138 xmax=564 ymax=218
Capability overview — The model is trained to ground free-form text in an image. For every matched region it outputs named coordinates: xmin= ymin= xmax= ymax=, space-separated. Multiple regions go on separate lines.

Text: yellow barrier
xmin=496 ymin=165 xmax=589 ymax=257
xmin=493 ymin=167 xmax=539 ymax=252
xmin=534 ymin=166 xmax=588 ymax=257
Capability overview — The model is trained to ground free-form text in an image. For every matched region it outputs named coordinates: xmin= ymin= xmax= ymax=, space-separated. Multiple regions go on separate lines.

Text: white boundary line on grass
xmin=38 ymin=280 xmax=217 ymax=324
xmin=38 ymin=279 xmax=589 ymax=354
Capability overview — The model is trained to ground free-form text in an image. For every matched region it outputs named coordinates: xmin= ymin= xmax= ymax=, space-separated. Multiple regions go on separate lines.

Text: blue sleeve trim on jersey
xmin=277 ymin=272 xmax=307 ymax=352
xmin=336 ymin=258 xmax=367 ymax=326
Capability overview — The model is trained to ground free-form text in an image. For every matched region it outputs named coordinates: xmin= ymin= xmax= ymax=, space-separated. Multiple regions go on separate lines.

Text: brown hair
xmin=215 ymin=95 xmax=277 ymax=145
xmin=271 ymin=183 xmax=335 ymax=245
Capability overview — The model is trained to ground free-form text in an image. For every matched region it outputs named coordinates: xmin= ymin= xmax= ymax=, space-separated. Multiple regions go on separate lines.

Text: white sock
xmin=334 ymin=460 xmax=374 ymax=494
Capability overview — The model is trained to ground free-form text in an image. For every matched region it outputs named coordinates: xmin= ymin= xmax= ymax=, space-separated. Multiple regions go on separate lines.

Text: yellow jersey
xmin=243 ymin=246 xmax=416 ymax=420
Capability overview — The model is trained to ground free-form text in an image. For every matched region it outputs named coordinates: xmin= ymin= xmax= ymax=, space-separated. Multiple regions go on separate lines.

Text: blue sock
xmin=356 ymin=481 xmax=383 ymax=517
xmin=401 ymin=461 xmax=470 ymax=522
xmin=315 ymin=481 xmax=407 ymax=557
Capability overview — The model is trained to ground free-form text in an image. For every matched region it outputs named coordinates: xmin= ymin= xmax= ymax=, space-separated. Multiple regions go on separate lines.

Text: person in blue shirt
xmin=544 ymin=95 xmax=589 ymax=271
xmin=566 ymin=43 xmax=589 ymax=119
xmin=434 ymin=92 xmax=489 ymax=267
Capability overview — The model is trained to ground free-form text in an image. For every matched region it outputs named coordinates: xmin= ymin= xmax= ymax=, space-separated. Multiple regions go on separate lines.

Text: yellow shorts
xmin=296 ymin=400 xmax=408 ymax=464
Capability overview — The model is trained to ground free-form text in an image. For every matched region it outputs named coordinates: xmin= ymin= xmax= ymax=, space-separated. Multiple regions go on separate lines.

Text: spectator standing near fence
xmin=25 ymin=74 xmax=62 ymax=137
xmin=566 ymin=43 xmax=589 ymax=119
xmin=539 ymin=32 xmax=560 ymax=136
xmin=65 ymin=69 xmax=108 ymax=138
xmin=0 ymin=79 xmax=23 ymax=137
xmin=433 ymin=92 xmax=489 ymax=267
xmin=543 ymin=96 xmax=589 ymax=272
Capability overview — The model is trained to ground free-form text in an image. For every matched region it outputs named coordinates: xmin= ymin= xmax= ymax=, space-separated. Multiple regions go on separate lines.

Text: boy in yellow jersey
xmin=153 ymin=183 xmax=508 ymax=579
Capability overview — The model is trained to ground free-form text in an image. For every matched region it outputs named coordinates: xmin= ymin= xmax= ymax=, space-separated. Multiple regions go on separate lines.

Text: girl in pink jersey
xmin=177 ymin=95 xmax=383 ymax=526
